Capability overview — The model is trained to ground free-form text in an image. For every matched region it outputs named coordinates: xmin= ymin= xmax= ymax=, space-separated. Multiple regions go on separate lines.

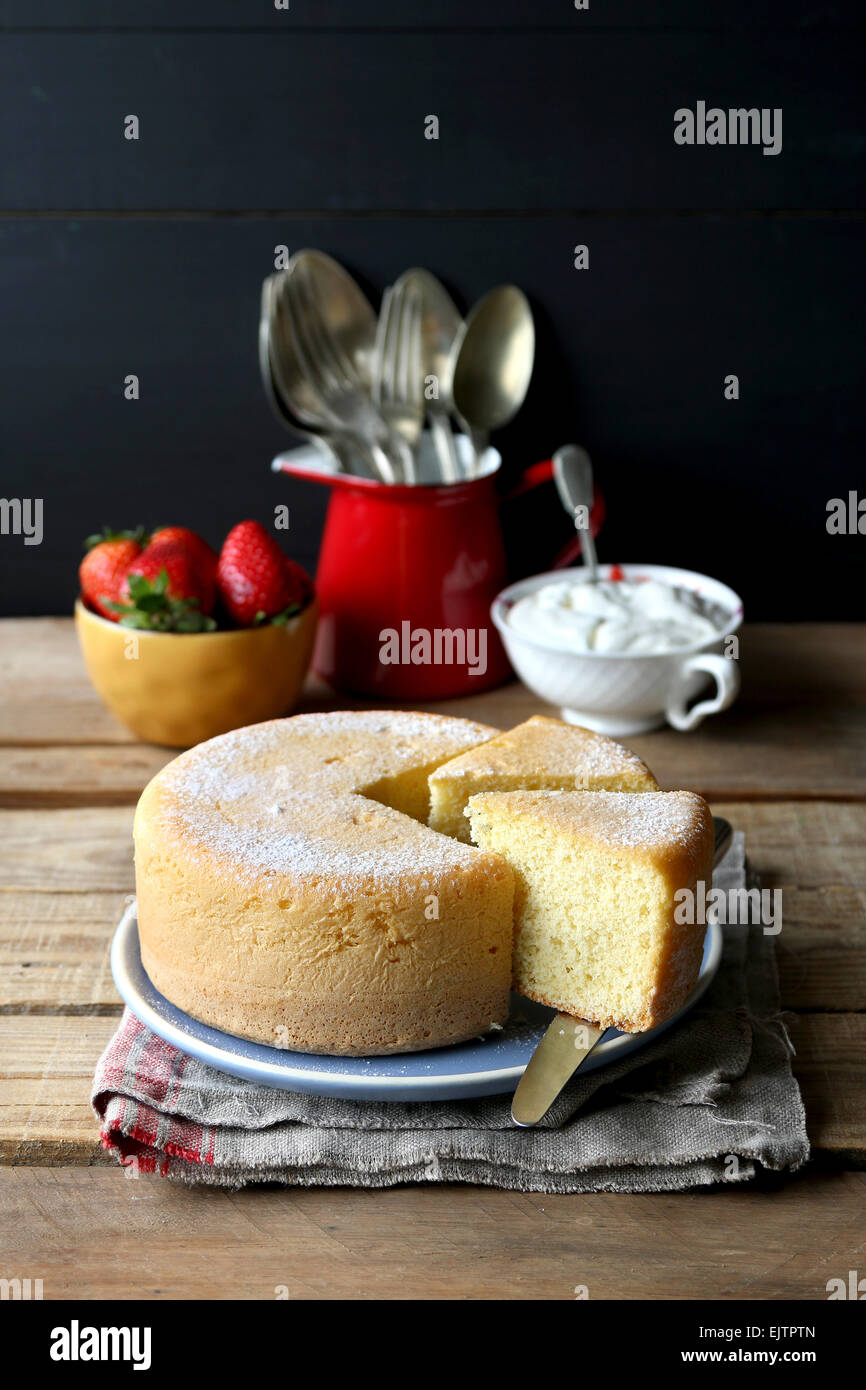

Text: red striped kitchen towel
xmin=94 ymin=1012 xmax=216 ymax=1175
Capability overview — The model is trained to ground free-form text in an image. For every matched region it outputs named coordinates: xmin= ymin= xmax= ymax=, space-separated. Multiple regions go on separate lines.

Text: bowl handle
xmin=666 ymin=652 xmax=741 ymax=732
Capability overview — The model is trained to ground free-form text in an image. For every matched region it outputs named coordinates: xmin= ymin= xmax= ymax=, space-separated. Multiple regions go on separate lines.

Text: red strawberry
xmin=217 ymin=521 xmax=311 ymax=627
xmin=148 ymin=528 xmax=218 ymax=613
xmin=150 ymin=525 xmax=213 ymax=558
xmin=150 ymin=527 xmax=217 ymax=581
xmin=80 ymin=528 xmax=147 ymax=620
xmin=283 ymin=556 xmax=313 ymax=608
xmin=122 ymin=543 xmax=203 ymax=607
xmin=106 ymin=542 xmax=217 ymax=632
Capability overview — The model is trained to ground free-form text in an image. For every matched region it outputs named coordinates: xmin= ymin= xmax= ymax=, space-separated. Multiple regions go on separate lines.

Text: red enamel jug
xmin=273 ymin=443 xmax=604 ymax=700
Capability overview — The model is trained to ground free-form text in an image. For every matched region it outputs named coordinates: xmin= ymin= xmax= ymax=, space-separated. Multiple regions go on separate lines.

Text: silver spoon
xmin=552 ymin=443 xmax=599 ymax=582
xmin=279 ymin=264 xmax=397 ymax=483
xmin=393 ymin=268 xmax=463 ymax=483
xmin=450 ymin=285 xmax=535 ymax=472
xmin=258 ymin=276 xmax=371 ymax=476
xmin=289 ymin=250 xmax=407 ymax=484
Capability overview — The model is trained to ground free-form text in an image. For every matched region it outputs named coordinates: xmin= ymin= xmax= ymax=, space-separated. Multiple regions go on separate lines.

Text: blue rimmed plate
xmin=110 ymin=909 xmax=722 ymax=1102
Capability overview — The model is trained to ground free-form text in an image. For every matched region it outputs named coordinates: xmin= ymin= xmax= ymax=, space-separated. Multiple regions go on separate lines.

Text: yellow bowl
xmin=75 ymin=597 xmax=318 ymax=747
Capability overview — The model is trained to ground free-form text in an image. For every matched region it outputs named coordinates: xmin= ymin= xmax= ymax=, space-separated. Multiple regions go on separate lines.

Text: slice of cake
xmin=466 ymin=789 xmax=714 ymax=1032
xmin=429 ymin=715 xmax=659 ymax=842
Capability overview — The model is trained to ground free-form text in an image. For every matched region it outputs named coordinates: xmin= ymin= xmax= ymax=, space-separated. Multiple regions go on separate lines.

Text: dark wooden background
xmin=0 ymin=2 xmax=863 ymax=618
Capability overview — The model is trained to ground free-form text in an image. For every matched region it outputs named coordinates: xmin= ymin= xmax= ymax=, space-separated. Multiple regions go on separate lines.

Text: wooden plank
xmin=2 ymin=622 xmax=866 ymax=801
xmin=0 ymin=1016 xmax=117 ymax=1164
xmin=0 ymin=892 xmax=127 ymax=1014
xmin=0 ymin=746 xmax=172 ymax=806
xmin=0 ymin=34 xmax=859 ymax=212
xmin=0 ymin=802 xmax=863 ymax=1011
xmin=0 ymin=1011 xmax=861 ymax=1166
xmin=711 ymin=801 xmax=866 ymax=1013
xmin=788 ymin=1015 xmax=866 ymax=1166
xmin=0 ymin=619 xmax=135 ymax=744
xmin=4 ymin=1 xmax=861 ymax=31
xmin=0 ymin=809 xmax=134 ymax=893
xmin=2 ymin=707 xmax=864 ymax=804
xmin=0 ymin=1163 xmax=864 ymax=1302
xmin=734 ymin=625 xmax=866 ymax=706
xmin=800 ymin=1017 xmax=866 ymax=1156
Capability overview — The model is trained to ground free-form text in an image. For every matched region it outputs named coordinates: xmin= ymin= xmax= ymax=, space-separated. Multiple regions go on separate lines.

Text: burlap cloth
xmin=93 ymin=833 xmax=809 ymax=1190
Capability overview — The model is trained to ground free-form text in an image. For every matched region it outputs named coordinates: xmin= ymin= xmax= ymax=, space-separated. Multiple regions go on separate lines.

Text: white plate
xmin=111 ymin=909 xmax=723 ymax=1102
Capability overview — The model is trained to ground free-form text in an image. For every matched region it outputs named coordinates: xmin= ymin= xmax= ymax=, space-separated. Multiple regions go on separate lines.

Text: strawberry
xmin=216 ymin=520 xmax=311 ymax=627
xmin=121 ymin=543 xmax=201 ymax=605
xmin=107 ymin=542 xmax=217 ymax=632
xmin=283 ymin=556 xmax=314 ymax=609
xmin=150 ymin=525 xmax=213 ymax=558
xmin=80 ymin=527 xmax=149 ymax=621
xmin=147 ymin=528 xmax=217 ymax=615
xmin=150 ymin=522 xmax=216 ymax=572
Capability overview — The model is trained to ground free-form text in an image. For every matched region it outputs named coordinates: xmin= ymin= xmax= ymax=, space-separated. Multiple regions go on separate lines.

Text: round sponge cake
xmin=134 ymin=711 xmax=515 ymax=1056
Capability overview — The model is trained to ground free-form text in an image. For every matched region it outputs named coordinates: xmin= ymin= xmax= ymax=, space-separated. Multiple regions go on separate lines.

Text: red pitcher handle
xmin=502 ymin=458 xmax=557 ymax=501
xmin=502 ymin=458 xmax=606 ymax=568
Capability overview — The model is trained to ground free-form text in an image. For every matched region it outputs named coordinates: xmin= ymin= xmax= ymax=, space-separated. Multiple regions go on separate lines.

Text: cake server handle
xmin=510 ymin=816 xmax=734 ymax=1126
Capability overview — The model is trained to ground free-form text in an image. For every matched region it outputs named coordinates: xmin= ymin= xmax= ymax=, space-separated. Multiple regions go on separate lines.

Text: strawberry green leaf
xmin=84 ymin=524 xmax=149 ymax=552
xmin=174 ymin=613 xmax=217 ymax=633
xmin=107 ymin=570 xmax=216 ymax=633
xmin=134 ymin=593 xmax=168 ymax=613
xmin=270 ymin=603 xmax=302 ymax=627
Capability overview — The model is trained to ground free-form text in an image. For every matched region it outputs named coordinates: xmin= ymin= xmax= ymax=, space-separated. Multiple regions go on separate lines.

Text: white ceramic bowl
xmin=491 ymin=563 xmax=744 ymax=736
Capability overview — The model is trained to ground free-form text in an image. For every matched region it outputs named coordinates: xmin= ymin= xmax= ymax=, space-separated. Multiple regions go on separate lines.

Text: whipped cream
xmin=506 ymin=576 xmax=727 ymax=655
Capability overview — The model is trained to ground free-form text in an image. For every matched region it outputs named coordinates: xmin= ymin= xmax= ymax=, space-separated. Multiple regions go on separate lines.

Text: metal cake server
xmin=511 ymin=816 xmax=733 ymax=1126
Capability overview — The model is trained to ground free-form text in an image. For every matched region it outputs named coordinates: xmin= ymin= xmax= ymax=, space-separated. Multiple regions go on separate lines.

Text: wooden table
xmin=1 ymin=620 xmax=864 ymax=1301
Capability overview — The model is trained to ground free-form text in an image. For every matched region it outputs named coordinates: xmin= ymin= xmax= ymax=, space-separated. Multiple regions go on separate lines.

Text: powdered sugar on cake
xmin=466 ymin=789 xmax=711 ymax=854
xmin=430 ymin=715 xmax=654 ymax=782
xmin=146 ymin=711 xmax=498 ymax=887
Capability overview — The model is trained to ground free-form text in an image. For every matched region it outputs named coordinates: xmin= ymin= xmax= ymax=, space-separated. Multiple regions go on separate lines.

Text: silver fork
xmin=289 ymin=260 xmax=404 ymax=484
xmin=375 ymin=283 xmax=424 ymax=484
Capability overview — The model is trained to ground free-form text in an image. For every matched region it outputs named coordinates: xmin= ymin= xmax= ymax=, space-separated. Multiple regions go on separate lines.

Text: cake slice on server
xmin=428 ymin=715 xmax=658 ymax=843
xmin=466 ymin=789 xmax=715 ymax=1033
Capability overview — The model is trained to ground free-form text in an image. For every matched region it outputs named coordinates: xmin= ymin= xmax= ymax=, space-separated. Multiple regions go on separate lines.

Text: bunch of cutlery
xmin=259 ymin=250 xmax=535 ymax=485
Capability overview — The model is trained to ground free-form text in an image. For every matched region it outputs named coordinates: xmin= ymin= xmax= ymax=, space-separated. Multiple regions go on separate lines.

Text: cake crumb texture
xmin=466 ymin=788 xmax=714 ymax=1032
